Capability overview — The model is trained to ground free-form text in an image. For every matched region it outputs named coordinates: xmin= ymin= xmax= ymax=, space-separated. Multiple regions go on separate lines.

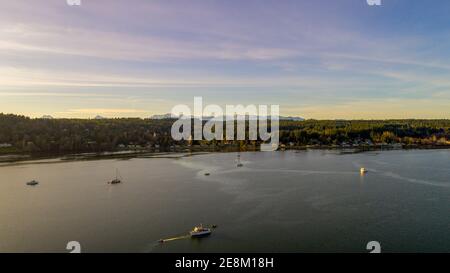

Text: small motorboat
xmin=190 ymin=224 xmax=212 ymax=238
xmin=204 ymin=173 xmax=210 ymax=176
xmin=360 ymin=167 xmax=368 ymax=174
xmin=26 ymin=180 xmax=39 ymax=186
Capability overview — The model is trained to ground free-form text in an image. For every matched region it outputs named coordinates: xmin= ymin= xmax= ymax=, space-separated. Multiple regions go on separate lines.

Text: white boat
xmin=190 ymin=224 xmax=212 ymax=238
xmin=26 ymin=180 xmax=39 ymax=186
xmin=360 ymin=167 xmax=368 ymax=174
xmin=109 ymin=168 xmax=122 ymax=184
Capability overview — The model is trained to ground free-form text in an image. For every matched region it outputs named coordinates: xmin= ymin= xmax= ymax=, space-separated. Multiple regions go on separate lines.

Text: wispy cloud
xmin=0 ymin=24 xmax=299 ymax=62
xmin=62 ymin=108 xmax=148 ymax=114
xmin=286 ymin=98 xmax=450 ymax=119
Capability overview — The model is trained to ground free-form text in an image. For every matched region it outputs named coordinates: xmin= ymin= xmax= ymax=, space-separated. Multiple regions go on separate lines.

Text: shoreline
xmin=1 ymin=144 xmax=449 ymax=165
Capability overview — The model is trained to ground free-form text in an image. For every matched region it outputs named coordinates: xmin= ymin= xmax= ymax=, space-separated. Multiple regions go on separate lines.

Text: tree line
xmin=0 ymin=113 xmax=449 ymax=154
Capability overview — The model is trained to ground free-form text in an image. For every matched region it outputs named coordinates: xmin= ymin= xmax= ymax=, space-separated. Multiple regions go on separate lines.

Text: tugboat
xmin=190 ymin=224 xmax=212 ymax=238
xmin=108 ymin=168 xmax=122 ymax=184
xmin=360 ymin=167 xmax=368 ymax=175
xmin=26 ymin=180 xmax=39 ymax=186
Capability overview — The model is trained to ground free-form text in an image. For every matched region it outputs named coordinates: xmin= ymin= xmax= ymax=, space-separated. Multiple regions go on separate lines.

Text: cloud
xmin=0 ymin=24 xmax=299 ymax=62
xmin=0 ymin=91 xmax=118 ymax=97
xmin=286 ymin=98 xmax=450 ymax=120
xmin=63 ymin=108 xmax=148 ymax=114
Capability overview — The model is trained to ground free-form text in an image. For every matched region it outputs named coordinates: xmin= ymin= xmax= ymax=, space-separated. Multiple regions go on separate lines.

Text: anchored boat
xmin=236 ymin=154 xmax=243 ymax=167
xmin=26 ymin=180 xmax=39 ymax=186
xmin=109 ymin=168 xmax=122 ymax=184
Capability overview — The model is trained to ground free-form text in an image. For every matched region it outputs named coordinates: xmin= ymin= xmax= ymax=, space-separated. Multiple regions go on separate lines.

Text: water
xmin=0 ymin=150 xmax=449 ymax=253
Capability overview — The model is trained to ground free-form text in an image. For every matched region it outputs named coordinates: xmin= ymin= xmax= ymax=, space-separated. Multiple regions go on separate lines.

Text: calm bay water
xmin=0 ymin=150 xmax=449 ymax=253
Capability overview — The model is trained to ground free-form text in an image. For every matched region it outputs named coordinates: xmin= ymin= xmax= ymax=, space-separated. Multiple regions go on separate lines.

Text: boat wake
xmin=352 ymin=161 xmax=450 ymax=188
xmin=158 ymin=234 xmax=190 ymax=243
xmin=233 ymin=168 xmax=356 ymax=176
xmin=378 ymin=171 xmax=450 ymax=188
xmin=144 ymin=234 xmax=190 ymax=252
xmin=152 ymin=224 xmax=217 ymax=249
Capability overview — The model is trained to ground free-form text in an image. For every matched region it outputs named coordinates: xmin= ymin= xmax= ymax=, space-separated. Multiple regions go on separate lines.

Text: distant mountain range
xmin=149 ymin=114 xmax=174 ymax=119
xmin=149 ymin=114 xmax=304 ymax=121
xmin=279 ymin=116 xmax=305 ymax=121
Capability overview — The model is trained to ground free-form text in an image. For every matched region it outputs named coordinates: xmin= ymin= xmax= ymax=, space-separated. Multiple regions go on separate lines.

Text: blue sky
xmin=1 ymin=0 xmax=450 ymax=119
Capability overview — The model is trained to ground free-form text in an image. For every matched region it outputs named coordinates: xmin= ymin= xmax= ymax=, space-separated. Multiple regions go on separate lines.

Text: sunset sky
xmin=1 ymin=0 xmax=450 ymax=119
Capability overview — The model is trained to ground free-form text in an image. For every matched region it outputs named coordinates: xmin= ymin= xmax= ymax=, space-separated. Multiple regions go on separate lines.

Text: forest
xmin=0 ymin=113 xmax=449 ymax=154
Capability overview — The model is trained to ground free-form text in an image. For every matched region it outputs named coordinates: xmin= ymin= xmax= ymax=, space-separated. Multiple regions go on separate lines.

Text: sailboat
xmin=109 ymin=168 xmax=122 ymax=184
xmin=26 ymin=180 xmax=39 ymax=186
xmin=236 ymin=154 xmax=243 ymax=167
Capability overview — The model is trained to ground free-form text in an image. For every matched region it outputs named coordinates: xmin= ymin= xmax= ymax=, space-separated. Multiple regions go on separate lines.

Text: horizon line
xmin=2 ymin=113 xmax=450 ymax=121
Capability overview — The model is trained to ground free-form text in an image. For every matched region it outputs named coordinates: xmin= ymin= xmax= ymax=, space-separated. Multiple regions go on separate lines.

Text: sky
xmin=1 ymin=0 xmax=450 ymax=119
